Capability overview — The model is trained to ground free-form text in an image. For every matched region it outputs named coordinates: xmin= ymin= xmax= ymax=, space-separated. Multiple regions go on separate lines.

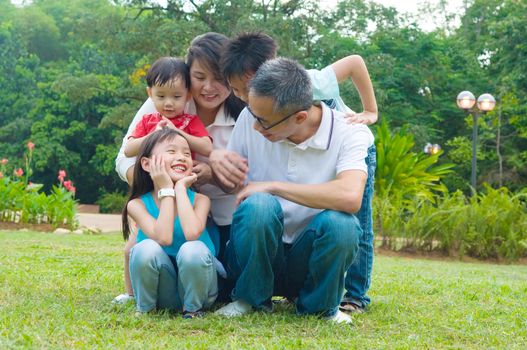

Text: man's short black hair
xmin=221 ymin=32 xmax=277 ymax=80
xmin=146 ymin=57 xmax=190 ymax=88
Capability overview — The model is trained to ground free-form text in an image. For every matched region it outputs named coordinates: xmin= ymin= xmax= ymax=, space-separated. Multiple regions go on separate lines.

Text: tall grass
xmin=375 ymin=185 xmax=527 ymax=260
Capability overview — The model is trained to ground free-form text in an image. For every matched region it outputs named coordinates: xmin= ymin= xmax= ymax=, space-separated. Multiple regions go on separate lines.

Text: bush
xmin=96 ymin=191 xmax=127 ymax=214
xmin=0 ymin=177 xmax=77 ymax=229
xmin=374 ymin=185 xmax=527 ymax=261
xmin=0 ymin=144 xmax=77 ymax=229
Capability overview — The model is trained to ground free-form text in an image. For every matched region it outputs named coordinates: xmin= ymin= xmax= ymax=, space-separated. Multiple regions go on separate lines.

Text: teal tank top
xmin=136 ymin=189 xmax=216 ymax=257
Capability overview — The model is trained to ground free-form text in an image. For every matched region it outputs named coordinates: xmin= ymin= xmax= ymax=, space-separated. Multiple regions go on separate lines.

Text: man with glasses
xmin=210 ymin=58 xmax=374 ymax=324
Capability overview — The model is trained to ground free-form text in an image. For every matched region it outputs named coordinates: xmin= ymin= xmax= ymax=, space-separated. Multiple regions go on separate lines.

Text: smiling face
xmin=147 ymin=78 xmax=189 ymax=119
xmin=147 ymin=135 xmax=193 ymax=182
xmin=189 ymin=59 xmax=231 ymax=112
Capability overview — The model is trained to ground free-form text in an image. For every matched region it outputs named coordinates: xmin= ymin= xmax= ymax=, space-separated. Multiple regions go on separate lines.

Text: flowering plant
xmin=0 ymin=141 xmax=77 ymax=228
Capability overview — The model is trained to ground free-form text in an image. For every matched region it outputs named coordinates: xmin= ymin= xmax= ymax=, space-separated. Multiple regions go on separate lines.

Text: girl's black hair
xmin=186 ymin=32 xmax=245 ymax=120
xmin=121 ymin=129 xmax=187 ymax=241
xmin=146 ymin=57 xmax=190 ymax=89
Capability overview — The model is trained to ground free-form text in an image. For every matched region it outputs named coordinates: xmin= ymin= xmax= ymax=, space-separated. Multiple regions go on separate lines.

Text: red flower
xmin=57 ymin=169 xmax=66 ymax=183
xmin=69 ymin=186 xmax=76 ymax=195
xmin=63 ymin=180 xmax=73 ymax=191
xmin=27 ymin=141 xmax=35 ymax=151
xmin=0 ymin=171 xmax=3 ymax=178
xmin=14 ymin=168 xmax=24 ymax=177
xmin=1 ymin=159 xmax=7 ymax=165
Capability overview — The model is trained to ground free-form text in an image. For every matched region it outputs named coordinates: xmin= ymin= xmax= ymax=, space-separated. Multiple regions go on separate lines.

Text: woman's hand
xmin=149 ymin=155 xmax=174 ymax=189
xmin=175 ymin=173 xmax=198 ymax=191
xmin=192 ymin=160 xmax=213 ymax=188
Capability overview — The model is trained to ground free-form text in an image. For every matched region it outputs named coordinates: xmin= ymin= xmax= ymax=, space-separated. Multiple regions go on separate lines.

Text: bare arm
xmin=126 ymin=154 xmax=178 ymax=246
xmin=175 ymin=129 xmax=213 ymax=157
xmin=175 ymin=186 xmax=210 ymax=241
xmin=115 ymin=98 xmax=156 ymax=182
xmin=124 ymin=136 xmax=148 ymax=157
xmin=127 ymin=197 xmax=175 ymax=246
xmin=236 ymin=170 xmax=367 ymax=214
xmin=331 ymin=55 xmax=378 ymax=125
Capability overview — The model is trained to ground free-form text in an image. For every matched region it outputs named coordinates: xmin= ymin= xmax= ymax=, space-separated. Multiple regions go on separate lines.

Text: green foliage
xmin=374 ymin=185 xmax=527 ymax=260
xmin=0 ymin=0 xmax=526 ymax=203
xmin=96 ymin=191 xmax=127 ymax=214
xmin=375 ymin=121 xmax=455 ymax=200
xmin=0 ymin=176 xmax=77 ymax=229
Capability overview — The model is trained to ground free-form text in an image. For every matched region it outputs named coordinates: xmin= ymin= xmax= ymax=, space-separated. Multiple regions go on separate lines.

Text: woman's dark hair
xmin=146 ymin=57 xmax=190 ymax=89
xmin=121 ymin=129 xmax=188 ymax=241
xmin=186 ymin=32 xmax=245 ymax=120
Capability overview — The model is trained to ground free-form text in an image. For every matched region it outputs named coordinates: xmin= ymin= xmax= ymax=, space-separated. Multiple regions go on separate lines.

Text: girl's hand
xmin=345 ymin=110 xmax=377 ymax=125
xmin=175 ymin=173 xmax=198 ymax=190
xmin=149 ymin=154 xmax=173 ymax=189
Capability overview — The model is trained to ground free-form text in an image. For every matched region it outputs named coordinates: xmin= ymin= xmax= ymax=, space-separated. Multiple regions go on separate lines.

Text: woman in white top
xmin=114 ymin=33 xmax=245 ymax=304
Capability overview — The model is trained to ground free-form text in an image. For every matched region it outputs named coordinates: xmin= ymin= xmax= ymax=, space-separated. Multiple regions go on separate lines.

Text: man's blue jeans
xmin=343 ymin=145 xmax=376 ymax=308
xmin=225 ymin=193 xmax=360 ymax=316
xmin=129 ymin=239 xmax=217 ymax=313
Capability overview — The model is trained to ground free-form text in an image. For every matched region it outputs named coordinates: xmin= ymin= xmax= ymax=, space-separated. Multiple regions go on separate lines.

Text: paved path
xmin=77 ymin=213 xmax=121 ymax=233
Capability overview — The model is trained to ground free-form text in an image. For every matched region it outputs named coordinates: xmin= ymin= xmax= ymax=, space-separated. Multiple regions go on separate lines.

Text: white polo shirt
xmin=115 ymin=98 xmax=237 ymax=226
xmin=227 ymin=103 xmax=374 ymax=243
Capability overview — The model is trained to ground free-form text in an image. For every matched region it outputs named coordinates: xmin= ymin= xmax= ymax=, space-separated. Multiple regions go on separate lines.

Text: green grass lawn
xmin=1 ymin=231 xmax=526 ymax=349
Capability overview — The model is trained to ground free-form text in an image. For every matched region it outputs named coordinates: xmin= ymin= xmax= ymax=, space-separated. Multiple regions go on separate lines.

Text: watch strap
xmin=157 ymin=188 xmax=176 ymax=199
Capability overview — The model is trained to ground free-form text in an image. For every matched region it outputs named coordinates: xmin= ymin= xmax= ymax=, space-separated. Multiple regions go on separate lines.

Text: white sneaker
xmin=327 ymin=310 xmax=352 ymax=324
xmin=112 ymin=293 xmax=135 ymax=305
xmin=215 ymin=300 xmax=252 ymax=317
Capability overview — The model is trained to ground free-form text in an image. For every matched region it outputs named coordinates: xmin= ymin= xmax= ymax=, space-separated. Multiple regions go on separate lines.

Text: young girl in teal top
xmin=122 ymin=128 xmax=217 ymax=318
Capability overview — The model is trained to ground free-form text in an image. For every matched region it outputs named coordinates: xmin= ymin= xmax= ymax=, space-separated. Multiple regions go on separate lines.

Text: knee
xmin=177 ymin=241 xmax=212 ymax=269
xmin=130 ymin=239 xmax=164 ymax=267
xmin=317 ymin=210 xmax=361 ymax=251
xmin=235 ymin=193 xmax=282 ymax=226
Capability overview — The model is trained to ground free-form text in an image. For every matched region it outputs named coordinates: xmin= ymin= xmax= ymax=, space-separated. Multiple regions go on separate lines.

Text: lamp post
xmin=424 ymin=143 xmax=441 ymax=155
xmin=456 ymin=91 xmax=496 ymax=192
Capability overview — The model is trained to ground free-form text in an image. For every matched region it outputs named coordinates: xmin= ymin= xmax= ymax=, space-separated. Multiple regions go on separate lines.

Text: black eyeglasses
xmin=247 ymin=106 xmax=305 ymax=130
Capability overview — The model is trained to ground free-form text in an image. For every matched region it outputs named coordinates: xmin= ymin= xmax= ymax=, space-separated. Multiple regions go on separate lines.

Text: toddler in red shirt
xmin=124 ymin=57 xmax=212 ymax=158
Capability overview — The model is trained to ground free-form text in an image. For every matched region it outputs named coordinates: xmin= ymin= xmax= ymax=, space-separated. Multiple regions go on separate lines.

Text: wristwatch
xmin=157 ymin=188 xmax=176 ymax=199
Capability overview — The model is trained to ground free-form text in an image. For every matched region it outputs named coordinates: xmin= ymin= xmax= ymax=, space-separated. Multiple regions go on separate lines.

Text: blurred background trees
xmin=1 ymin=0 xmax=525 ymax=202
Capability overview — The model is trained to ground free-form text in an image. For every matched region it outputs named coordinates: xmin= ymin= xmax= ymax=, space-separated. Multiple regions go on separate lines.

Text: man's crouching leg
xmin=288 ymin=210 xmax=360 ymax=323
xmin=216 ymin=193 xmax=284 ymax=317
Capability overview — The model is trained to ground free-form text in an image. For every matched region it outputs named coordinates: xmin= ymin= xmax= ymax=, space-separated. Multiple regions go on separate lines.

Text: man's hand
xmin=192 ymin=160 xmax=213 ymax=187
xmin=344 ymin=110 xmax=377 ymax=125
xmin=236 ymin=182 xmax=273 ymax=205
xmin=209 ymin=149 xmax=248 ymax=191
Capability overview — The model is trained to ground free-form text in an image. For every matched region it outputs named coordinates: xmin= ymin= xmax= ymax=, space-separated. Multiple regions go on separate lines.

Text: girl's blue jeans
xmin=225 ymin=192 xmax=361 ymax=317
xmin=129 ymin=239 xmax=217 ymax=313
